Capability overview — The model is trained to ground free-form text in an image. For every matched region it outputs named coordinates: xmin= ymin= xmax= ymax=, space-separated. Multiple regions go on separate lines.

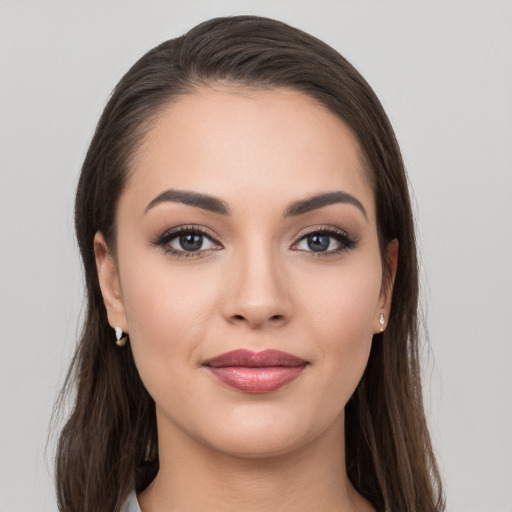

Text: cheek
xmin=297 ymin=254 xmax=382 ymax=394
xmin=299 ymin=253 xmax=382 ymax=334
xmin=117 ymin=250 xmax=220 ymax=381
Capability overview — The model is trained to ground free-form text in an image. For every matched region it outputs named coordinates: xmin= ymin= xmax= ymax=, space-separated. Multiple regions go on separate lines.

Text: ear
xmin=94 ymin=232 xmax=128 ymax=333
xmin=374 ymin=238 xmax=399 ymax=334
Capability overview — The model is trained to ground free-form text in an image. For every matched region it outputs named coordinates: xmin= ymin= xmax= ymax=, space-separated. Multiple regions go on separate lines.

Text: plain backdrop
xmin=1 ymin=1 xmax=511 ymax=511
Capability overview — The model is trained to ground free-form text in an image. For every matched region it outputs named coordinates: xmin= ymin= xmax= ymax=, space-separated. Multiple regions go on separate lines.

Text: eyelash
xmin=292 ymin=226 xmax=358 ymax=256
xmin=152 ymin=225 xmax=222 ymax=258
xmin=152 ymin=225 xmax=357 ymax=258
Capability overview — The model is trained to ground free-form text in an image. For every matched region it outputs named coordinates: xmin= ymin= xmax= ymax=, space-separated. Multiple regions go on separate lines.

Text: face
xmin=95 ymin=86 xmax=396 ymax=458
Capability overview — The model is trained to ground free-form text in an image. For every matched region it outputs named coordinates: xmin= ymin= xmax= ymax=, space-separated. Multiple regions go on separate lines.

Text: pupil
xmin=180 ymin=233 xmax=203 ymax=251
xmin=307 ymin=234 xmax=330 ymax=252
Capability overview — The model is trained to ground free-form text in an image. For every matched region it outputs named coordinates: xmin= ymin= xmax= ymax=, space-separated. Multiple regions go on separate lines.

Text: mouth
xmin=203 ymin=349 xmax=309 ymax=393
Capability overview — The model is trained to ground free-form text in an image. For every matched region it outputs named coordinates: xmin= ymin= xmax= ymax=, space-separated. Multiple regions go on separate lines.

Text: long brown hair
xmin=55 ymin=15 xmax=444 ymax=512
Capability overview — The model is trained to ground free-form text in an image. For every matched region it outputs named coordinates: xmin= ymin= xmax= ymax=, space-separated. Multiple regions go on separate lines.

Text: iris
xmin=180 ymin=233 xmax=203 ymax=251
xmin=307 ymin=234 xmax=330 ymax=252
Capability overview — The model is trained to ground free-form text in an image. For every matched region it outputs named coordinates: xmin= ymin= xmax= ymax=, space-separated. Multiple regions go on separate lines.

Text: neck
xmin=138 ymin=411 xmax=374 ymax=512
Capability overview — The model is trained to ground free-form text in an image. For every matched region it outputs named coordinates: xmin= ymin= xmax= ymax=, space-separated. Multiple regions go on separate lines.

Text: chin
xmin=204 ymin=429 xmax=310 ymax=460
xmin=198 ymin=405 xmax=339 ymax=460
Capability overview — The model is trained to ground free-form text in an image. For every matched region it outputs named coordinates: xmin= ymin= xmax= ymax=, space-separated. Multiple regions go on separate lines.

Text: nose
xmin=221 ymin=243 xmax=292 ymax=329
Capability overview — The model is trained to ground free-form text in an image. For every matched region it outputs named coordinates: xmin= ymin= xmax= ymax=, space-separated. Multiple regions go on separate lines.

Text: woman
xmin=55 ymin=15 xmax=444 ymax=512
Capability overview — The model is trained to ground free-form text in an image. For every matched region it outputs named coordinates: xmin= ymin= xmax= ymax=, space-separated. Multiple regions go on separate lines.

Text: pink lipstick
xmin=203 ymin=349 xmax=308 ymax=393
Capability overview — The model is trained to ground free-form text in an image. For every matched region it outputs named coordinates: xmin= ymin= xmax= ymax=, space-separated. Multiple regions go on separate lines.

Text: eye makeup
xmin=151 ymin=222 xmax=358 ymax=260
xmin=151 ymin=225 xmax=223 ymax=258
xmin=291 ymin=225 xmax=358 ymax=257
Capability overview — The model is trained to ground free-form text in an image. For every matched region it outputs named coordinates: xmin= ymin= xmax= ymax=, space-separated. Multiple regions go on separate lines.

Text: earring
xmin=114 ymin=326 xmax=127 ymax=347
xmin=379 ymin=313 xmax=385 ymax=331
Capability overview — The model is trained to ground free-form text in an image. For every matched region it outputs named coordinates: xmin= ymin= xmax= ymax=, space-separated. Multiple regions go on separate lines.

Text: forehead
xmin=124 ymin=85 xmax=375 ymax=220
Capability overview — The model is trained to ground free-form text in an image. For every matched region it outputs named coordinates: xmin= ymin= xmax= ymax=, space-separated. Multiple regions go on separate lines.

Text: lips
xmin=203 ymin=349 xmax=308 ymax=393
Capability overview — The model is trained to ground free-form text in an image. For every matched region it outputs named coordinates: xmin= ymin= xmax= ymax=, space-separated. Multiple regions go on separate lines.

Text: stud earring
xmin=114 ymin=326 xmax=127 ymax=347
xmin=379 ymin=313 xmax=385 ymax=331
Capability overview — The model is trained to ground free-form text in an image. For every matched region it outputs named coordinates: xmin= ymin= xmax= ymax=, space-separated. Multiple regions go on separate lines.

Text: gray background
xmin=1 ymin=1 xmax=511 ymax=511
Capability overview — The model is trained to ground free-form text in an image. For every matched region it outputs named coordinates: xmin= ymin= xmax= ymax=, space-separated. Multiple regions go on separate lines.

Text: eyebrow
xmin=145 ymin=189 xmax=230 ymax=215
xmin=283 ymin=191 xmax=368 ymax=220
xmin=144 ymin=188 xmax=367 ymax=220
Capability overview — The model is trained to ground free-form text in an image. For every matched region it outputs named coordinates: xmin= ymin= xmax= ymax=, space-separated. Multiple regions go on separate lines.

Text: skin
xmin=95 ymin=86 xmax=397 ymax=512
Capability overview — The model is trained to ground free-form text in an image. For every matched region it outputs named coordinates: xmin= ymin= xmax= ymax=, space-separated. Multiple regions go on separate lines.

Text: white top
xmin=122 ymin=490 xmax=142 ymax=512
xmin=121 ymin=489 xmax=384 ymax=511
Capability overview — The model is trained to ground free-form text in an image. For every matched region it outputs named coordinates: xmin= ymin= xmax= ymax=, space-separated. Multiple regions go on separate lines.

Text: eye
xmin=169 ymin=232 xmax=215 ymax=252
xmin=153 ymin=226 xmax=221 ymax=256
xmin=296 ymin=233 xmax=338 ymax=252
xmin=292 ymin=228 xmax=357 ymax=254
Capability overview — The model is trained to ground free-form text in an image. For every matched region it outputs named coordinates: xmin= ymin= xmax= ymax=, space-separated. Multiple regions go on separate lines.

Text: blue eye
xmin=304 ymin=234 xmax=333 ymax=252
xmin=169 ymin=233 xmax=214 ymax=252
xmin=294 ymin=229 xmax=356 ymax=254
xmin=154 ymin=227 xmax=220 ymax=256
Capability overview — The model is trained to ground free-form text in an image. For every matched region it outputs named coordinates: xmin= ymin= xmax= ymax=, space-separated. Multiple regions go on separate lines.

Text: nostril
xmin=230 ymin=313 xmax=285 ymax=324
